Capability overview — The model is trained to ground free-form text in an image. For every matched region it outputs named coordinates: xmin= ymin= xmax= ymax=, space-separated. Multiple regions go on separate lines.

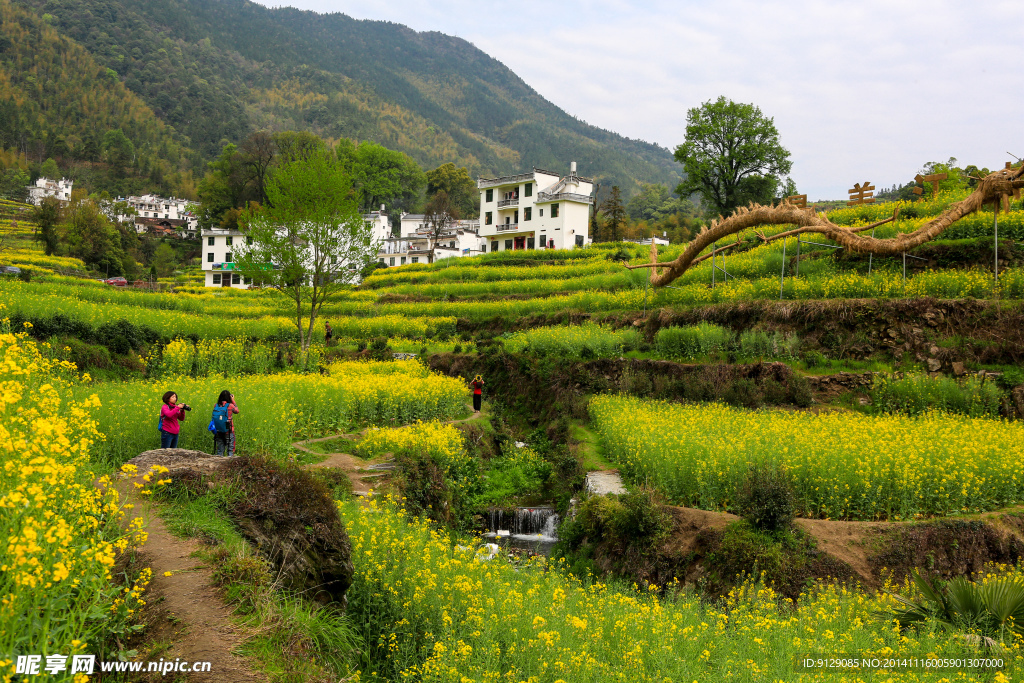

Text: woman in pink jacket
xmin=159 ymin=390 xmax=190 ymax=449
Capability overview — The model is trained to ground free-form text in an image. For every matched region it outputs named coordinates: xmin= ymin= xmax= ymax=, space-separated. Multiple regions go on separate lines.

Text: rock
xmin=124 ymin=449 xmax=232 ymax=476
xmin=929 ymin=345 xmax=940 ymax=356
xmin=927 ymin=358 xmax=942 ymax=372
xmin=858 ymin=397 xmax=870 ymax=406
xmin=911 ymin=327 xmax=923 ymax=336
xmin=229 ymin=458 xmax=354 ymax=606
xmin=951 ymin=361 xmax=966 ymax=377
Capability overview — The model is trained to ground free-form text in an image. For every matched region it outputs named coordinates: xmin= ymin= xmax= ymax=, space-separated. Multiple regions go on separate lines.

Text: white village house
xmin=378 ymin=213 xmax=483 ymax=267
xmin=201 ymin=209 xmax=391 ymax=289
xmin=26 ymin=177 xmax=73 ymax=205
xmin=478 ymin=162 xmax=594 ymax=252
xmin=113 ymin=194 xmax=199 ymax=239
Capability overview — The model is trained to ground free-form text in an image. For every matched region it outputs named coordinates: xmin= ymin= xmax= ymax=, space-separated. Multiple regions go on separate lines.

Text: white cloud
xmin=257 ymin=0 xmax=1024 ymax=200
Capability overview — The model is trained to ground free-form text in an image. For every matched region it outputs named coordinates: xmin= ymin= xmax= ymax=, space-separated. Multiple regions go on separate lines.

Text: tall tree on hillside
xmin=426 ymin=163 xmax=478 ymax=218
xmin=600 ymin=186 xmax=627 ymax=242
xmin=241 ymin=132 xmax=277 ymax=205
xmin=0 ymin=169 xmax=29 ymax=203
xmin=33 ymin=196 xmax=62 ymax=256
xmin=353 ymin=142 xmax=426 ymax=213
xmin=197 ymin=143 xmax=247 ymax=230
xmin=39 ymin=158 xmax=60 ymax=180
xmin=423 ymin=190 xmax=459 ymax=264
xmin=272 ymin=131 xmax=327 ymax=164
xmin=102 ymin=129 xmax=135 ymax=176
xmin=235 ymin=152 xmax=381 ymax=352
xmin=63 ymin=198 xmax=129 ymax=276
xmin=674 ymin=96 xmax=791 ymax=217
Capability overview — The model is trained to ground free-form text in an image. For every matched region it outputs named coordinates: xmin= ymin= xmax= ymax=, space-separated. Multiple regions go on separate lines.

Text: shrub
xmin=655 ymin=322 xmax=732 ymax=359
xmin=735 ymin=463 xmax=794 ymax=532
xmin=739 ymin=330 xmax=800 ymax=359
xmin=888 ymin=570 xmax=1024 ymax=645
xmin=870 ymin=373 xmax=1004 ymax=418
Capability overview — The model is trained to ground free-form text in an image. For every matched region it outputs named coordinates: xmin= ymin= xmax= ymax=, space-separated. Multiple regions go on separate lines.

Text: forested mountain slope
xmin=12 ymin=0 xmax=679 ymax=190
xmin=0 ymin=0 xmax=193 ymax=194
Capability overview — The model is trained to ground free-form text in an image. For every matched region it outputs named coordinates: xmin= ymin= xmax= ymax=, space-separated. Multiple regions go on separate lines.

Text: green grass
xmin=301 ymin=436 xmax=358 ymax=455
xmin=570 ymin=422 xmax=614 ymax=472
xmin=155 ymin=481 xmax=360 ymax=681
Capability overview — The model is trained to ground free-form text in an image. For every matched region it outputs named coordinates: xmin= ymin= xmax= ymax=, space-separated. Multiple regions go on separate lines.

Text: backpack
xmin=157 ymin=415 xmax=164 ymax=433
xmin=212 ymin=403 xmax=230 ymax=433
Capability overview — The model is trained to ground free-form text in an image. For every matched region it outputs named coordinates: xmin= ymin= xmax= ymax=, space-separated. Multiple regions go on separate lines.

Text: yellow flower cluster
xmin=340 ymin=498 xmax=1023 ymax=681
xmin=590 ymin=395 xmax=1024 ymax=520
xmin=503 ymin=322 xmax=640 ymax=358
xmin=0 ymin=331 xmax=149 ymax=660
xmin=80 ymin=360 xmax=468 ymax=463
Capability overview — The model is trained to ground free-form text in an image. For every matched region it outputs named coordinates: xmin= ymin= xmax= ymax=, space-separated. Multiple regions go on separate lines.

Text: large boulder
xmin=124 ymin=449 xmax=231 ymax=476
xmin=223 ymin=457 xmax=354 ymax=606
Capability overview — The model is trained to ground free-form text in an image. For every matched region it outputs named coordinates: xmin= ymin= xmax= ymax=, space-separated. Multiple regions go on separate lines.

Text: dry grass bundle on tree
xmin=629 ymin=165 xmax=1024 ymax=287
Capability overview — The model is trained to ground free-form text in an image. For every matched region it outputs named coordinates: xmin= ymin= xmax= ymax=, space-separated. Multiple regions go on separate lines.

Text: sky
xmin=256 ymin=0 xmax=1024 ymax=201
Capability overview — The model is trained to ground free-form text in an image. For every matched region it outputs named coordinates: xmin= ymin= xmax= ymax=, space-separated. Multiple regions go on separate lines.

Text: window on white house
xmin=208 ymin=236 xmax=215 ymax=246
xmin=485 ymin=189 xmax=493 ymax=203
xmin=389 ymin=257 xmax=395 ymax=266
xmin=412 ymin=257 xmax=419 ymax=263
xmin=226 ymin=236 xmax=233 ymax=246
xmin=400 ymin=257 xmax=406 ymax=265
xmin=232 ymin=273 xmax=241 ymax=284
xmin=207 ymin=253 xmax=214 ymax=262
xmin=485 ymin=212 xmax=492 ymax=225
xmin=212 ymin=273 xmax=221 ymax=284
xmin=551 ymin=203 xmax=560 ymax=218
xmin=225 ymin=252 xmax=232 ymax=262
xmin=524 ymin=183 xmax=532 ymax=197
xmin=539 ymin=209 xmax=544 ymax=217
xmin=524 ymin=207 xmax=532 ymax=221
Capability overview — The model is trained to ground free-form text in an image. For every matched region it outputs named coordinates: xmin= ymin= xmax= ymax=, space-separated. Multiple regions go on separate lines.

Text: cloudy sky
xmin=257 ymin=0 xmax=1023 ymax=200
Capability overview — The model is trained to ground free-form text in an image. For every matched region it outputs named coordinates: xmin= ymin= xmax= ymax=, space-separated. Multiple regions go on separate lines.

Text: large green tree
xmin=33 ymin=196 xmax=61 ymax=256
xmin=426 ymin=163 xmax=478 ymax=218
xmin=235 ymin=152 xmax=381 ymax=351
xmin=674 ymin=96 xmax=792 ymax=217
xmin=352 ymin=142 xmax=425 ymax=213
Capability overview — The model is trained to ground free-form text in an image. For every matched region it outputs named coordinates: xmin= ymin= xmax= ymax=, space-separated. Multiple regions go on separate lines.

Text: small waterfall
xmin=485 ymin=507 xmax=559 ymax=554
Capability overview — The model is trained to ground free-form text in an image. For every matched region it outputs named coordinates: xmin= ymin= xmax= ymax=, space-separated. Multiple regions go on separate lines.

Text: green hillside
xmin=0 ymin=0 xmax=194 ymax=195
xmin=11 ymin=0 xmax=679 ymax=192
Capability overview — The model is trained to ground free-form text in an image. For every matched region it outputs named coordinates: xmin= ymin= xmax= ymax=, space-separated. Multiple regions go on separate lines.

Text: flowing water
xmin=483 ymin=506 xmax=559 ymax=555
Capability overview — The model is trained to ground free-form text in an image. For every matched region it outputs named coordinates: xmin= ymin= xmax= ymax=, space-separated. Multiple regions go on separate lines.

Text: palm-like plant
xmin=884 ymin=570 xmax=1024 ymax=648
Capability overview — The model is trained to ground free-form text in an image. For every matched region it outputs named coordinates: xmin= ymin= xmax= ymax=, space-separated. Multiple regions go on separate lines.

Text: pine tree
xmin=601 ymin=186 xmax=627 ymax=242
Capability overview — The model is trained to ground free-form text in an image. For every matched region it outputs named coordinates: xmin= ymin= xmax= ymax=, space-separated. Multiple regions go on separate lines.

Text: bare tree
xmin=423 ymin=190 xmax=459 ymax=264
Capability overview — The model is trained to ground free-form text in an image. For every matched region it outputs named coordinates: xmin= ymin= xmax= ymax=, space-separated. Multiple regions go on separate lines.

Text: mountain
xmin=0 ymin=0 xmax=194 ymax=195
xmin=11 ymin=0 xmax=680 ymax=193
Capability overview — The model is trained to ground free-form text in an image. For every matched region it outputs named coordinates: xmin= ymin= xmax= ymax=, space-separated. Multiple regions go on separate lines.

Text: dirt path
xmin=113 ymin=479 xmax=267 ymax=683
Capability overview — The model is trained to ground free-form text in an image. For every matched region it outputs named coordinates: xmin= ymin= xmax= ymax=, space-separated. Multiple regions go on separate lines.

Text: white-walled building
xmin=201 ymin=209 xmax=392 ymax=288
xmin=378 ymin=213 xmax=483 ymax=267
xmin=625 ymin=235 xmax=670 ymax=247
xmin=26 ymin=177 xmax=73 ymax=205
xmin=202 ymin=227 xmax=249 ymax=288
xmin=477 ymin=163 xmax=594 ymax=252
xmin=113 ymin=194 xmax=199 ymax=237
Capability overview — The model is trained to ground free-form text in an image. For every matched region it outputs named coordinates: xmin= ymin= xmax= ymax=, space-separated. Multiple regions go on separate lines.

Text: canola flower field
xmin=341 ymin=497 xmax=1022 ymax=682
xmin=0 ymin=329 xmax=157 ymax=671
xmin=590 ymin=394 xmax=1024 ymax=520
xmin=77 ymin=359 xmax=469 ymax=465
